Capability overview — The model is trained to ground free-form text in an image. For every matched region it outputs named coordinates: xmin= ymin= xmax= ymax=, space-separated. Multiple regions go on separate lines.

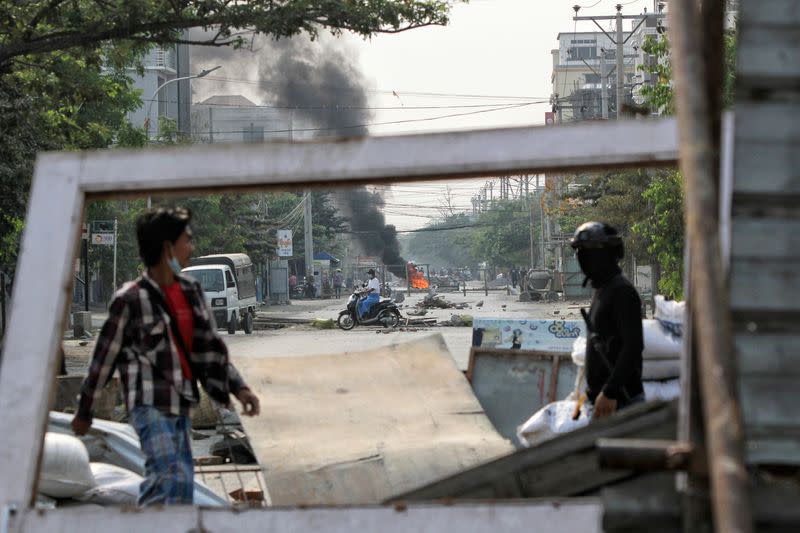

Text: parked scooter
xmin=337 ymin=289 xmax=402 ymax=330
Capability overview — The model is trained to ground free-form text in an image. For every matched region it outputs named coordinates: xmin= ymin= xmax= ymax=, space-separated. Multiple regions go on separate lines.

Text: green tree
xmin=405 ymin=213 xmax=480 ymax=269
xmin=471 ymin=198 xmax=540 ymax=268
xmin=0 ymin=0 xmax=454 ymax=281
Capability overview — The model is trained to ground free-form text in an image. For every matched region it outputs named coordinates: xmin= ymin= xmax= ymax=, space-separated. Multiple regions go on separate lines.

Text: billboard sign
xmin=277 ymin=229 xmax=293 ymax=257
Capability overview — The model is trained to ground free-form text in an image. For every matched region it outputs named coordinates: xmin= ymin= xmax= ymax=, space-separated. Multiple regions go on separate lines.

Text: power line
xmin=201 ymin=76 xmax=549 ymax=101
xmin=142 ymin=98 xmax=550 ymax=111
xmin=188 ymin=102 xmax=540 ymax=135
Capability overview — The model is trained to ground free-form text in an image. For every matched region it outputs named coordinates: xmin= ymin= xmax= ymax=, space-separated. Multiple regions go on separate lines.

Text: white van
xmin=183 ymin=253 xmax=257 ymax=334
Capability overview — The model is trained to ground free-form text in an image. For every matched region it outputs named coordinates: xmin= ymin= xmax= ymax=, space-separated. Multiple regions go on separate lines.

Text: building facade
xmin=126 ymin=45 xmax=191 ymax=138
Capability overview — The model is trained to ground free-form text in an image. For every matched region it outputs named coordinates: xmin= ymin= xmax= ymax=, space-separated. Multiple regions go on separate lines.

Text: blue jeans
xmin=358 ymin=293 xmax=380 ymax=318
xmin=129 ymin=405 xmax=194 ymax=506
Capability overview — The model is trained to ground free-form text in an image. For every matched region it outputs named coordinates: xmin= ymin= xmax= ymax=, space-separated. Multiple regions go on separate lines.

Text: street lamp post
xmin=144 ymin=65 xmax=221 ymax=208
xmin=144 ymin=65 xmax=221 ymax=139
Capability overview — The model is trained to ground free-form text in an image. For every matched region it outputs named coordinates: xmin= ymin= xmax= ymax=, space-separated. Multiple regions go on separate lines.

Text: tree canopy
xmin=0 ymin=0 xmax=455 ymax=280
xmin=0 ymin=0 xmax=451 ymax=72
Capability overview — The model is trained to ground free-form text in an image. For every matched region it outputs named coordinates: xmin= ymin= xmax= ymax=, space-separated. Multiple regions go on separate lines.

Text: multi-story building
xmin=190 ymin=95 xmax=314 ymax=143
xmin=550 ymin=31 xmax=636 ymax=122
xmin=126 ymin=45 xmax=191 ymax=138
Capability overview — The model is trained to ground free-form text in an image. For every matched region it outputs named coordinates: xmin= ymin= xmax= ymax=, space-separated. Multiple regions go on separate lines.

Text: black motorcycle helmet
xmin=570 ymin=221 xmax=624 ymax=260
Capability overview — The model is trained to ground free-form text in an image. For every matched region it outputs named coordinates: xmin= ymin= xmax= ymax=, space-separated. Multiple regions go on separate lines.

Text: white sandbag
xmin=654 ymin=295 xmax=685 ymax=324
xmin=644 ymin=379 xmax=681 ymax=401
xmin=571 ymin=336 xmax=587 ymax=366
xmin=642 ymin=319 xmax=682 ymax=360
xmin=79 ymin=463 xmax=141 ymax=505
xmin=643 ymin=359 xmax=682 ymax=380
xmin=39 ymin=432 xmax=96 ymax=498
xmin=80 ymin=462 xmax=227 ymax=507
xmin=516 ymin=400 xmax=592 ymax=448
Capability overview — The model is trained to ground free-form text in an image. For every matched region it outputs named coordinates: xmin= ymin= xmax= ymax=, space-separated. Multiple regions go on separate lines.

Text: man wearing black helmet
xmin=571 ymin=221 xmax=645 ymax=420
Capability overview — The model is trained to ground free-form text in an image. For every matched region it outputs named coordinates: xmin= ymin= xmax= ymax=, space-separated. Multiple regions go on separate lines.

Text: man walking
xmin=72 ymin=207 xmax=260 ymax=505
xmin=571 ymin=221 xmax=644 ymax=420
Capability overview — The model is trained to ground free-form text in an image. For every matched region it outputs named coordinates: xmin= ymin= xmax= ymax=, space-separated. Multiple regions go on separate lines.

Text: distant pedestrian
xmin=288 ymin=272 xmax=297 ymax=298
xmin=333 ymin=269 xmax=344 ymax=298
xmin=511 ymin=267 xmax=519 ymax=288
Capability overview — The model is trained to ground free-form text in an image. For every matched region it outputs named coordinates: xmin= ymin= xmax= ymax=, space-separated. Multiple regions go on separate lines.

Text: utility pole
xmin=616 ymin=4 xmax=625 ymax=118
xmin=572 ymin=5 xmax=663 ymax=119
xmin=303 ymin=192 xmax=314 ymax=279
xmin=601 ymin=53 xmax=609 ymax=119
xmin=112 ymin=217 xmax=118 ymax=292
xmin=528 ymin=194 xmax=535 ymax=270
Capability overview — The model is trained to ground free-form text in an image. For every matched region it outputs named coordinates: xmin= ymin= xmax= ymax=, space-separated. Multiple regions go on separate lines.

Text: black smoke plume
xmin=347 ymin=188 xmax=407 ymax=278
xmin=190 ymin=34 xmax=407 ymax=275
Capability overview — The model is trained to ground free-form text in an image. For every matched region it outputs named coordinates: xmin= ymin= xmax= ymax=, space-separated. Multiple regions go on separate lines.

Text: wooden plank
xmin=54 ymin=119 xmax=678 ymax=196
xmin=738 ymin=32 xmax=800 ymax=88
xmin=734 ymin=103 xmax=800 ymax=143
xmin=740 ymin=0 xmax=800 ymax=27
xmin=746 ymin=436 xmax=800 ymax=465
xmin=733 ymin=142 xmax=800 ymax=195
xmin=390 ymin=401 xmax=676 ymax=501
xmin=730 ymin=258 xmax=800 ymax=312
xmin=0 ymin=156 xmax=83 ymax=508
xmin=739 ymin=376 xmax=800 ymax=431
xmin=12 ymin=501 xmax=604 ymax=533
xmin=233 ymin=335 xmax=513 ymax=506
xmin=730 ymin=218 xmax=800 ymax=259
xmin=736 ymin=334 xmax=800 ymax=376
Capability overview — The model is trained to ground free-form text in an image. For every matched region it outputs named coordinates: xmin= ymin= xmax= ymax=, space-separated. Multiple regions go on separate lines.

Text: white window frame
xmin=0 ymin=118 xmax=677 ymax=531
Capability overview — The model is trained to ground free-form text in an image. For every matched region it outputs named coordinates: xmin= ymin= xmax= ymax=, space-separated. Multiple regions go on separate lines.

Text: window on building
xmin=568 ymin=46 xmax=598 ymax=60
xmin=585 ymin=73 xmax=600 ymax=84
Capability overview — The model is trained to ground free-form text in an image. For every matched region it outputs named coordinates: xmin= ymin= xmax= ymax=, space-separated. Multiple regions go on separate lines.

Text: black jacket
xmin=585 ymin=273 xmax=644 ymax=405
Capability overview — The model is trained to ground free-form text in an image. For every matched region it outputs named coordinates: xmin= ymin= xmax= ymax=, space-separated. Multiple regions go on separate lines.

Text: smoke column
xmin=190 ymin=33 xmax=407 ymax=276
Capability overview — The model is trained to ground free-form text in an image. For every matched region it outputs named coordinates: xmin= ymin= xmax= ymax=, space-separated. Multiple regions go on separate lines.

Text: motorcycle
xmin=337 ymin=289 xmax=402 ymax=330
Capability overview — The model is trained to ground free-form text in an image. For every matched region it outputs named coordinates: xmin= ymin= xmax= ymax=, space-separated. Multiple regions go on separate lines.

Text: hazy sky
xmin=192 ymin=0 xmax=656 ymax=230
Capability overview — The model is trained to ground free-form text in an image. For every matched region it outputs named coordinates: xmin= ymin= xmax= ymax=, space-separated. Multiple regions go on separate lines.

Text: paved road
xmin=65 ymin=288 xmax=589 ymax=372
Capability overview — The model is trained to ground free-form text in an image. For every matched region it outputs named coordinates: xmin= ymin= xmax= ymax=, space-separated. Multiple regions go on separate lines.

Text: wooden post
xmin=669 ymin=2 xmax=752 ymax=533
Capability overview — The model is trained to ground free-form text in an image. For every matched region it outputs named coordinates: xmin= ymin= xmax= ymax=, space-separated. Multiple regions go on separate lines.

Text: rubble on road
xmin=416 ymin=294 xmax=470 ymax=310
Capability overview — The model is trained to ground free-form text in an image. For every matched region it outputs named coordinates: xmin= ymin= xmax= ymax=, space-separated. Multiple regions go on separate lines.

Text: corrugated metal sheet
xmin=732 ymin=0 xmax=800 ymax=465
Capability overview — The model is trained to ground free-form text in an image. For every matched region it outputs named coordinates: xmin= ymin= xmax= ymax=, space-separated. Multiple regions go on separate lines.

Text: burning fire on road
xmin=407 ymin=262 xmax=429 ymax=289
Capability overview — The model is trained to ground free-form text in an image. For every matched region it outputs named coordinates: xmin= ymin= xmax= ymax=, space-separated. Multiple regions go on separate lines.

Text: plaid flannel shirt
xmin=77 ymin=272 xmax=247 ymax=421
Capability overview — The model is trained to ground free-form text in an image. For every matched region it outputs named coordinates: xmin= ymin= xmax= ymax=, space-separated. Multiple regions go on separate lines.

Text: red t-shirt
xmin=161 ymin=282 xmax=194 ymax=380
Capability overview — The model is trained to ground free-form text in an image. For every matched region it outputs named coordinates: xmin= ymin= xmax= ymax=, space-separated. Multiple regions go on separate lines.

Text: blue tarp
xmin=314 ymin=252 xmax=340 ymax=262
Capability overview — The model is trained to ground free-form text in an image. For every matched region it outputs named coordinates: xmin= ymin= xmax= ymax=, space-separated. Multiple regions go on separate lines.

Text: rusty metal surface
xmin=467 ymin=347 xmax=577 ymax=445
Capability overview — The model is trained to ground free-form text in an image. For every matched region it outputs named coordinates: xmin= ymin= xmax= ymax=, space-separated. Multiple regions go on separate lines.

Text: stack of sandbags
xmin=569 ymin=295 xmax=685 ymax=380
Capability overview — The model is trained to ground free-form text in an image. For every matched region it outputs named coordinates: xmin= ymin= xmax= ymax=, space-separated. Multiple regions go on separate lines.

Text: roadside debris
xmin=416 ymin=294 xmax=469 ymax=310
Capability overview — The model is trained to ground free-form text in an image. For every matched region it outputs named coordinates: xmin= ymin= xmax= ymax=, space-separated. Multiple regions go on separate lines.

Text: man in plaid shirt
xmin=72 ymin=207 xmax=260 ymax=505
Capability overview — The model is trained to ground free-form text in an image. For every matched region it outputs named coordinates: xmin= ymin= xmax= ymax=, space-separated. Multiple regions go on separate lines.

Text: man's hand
xmin=71 ymin=415 xmax=91 ymax=436
xmin=593 ymin=392 xmax=617 ymax=420
xmin=236 ymin=388 xmax=260 ymax=416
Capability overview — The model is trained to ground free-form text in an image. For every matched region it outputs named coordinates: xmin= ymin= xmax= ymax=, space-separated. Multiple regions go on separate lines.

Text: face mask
xmin=168 ymin=245 xmax=182 ymax=276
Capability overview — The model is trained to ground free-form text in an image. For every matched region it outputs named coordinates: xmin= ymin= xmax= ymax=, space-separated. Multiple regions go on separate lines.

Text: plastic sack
xmin=642 ymin=319 xmax=682 ymax=360
xmin=643 ymin=359 xmax=682 ymax=380
xmin=39 ymin=432 xmax=96 ymax=498
xmin=516 ymin=400 xmax=592 ymax=448
xmin=654 ymin=295 xmax=685 ymax=324
xmin=78 ymin=463 xmax=141 ymax=505
xmin=78 ymin=462 xmax=227 ymax=506
xmin=571 ymin=336 xmax=587 ymax=367
xmin=644 ymin=379 xmax=681 ymax=401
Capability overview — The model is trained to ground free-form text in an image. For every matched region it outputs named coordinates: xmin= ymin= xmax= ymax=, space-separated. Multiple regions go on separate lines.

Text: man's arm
xmin=602 ymin=286 xmax=644 ymax=401
xmin=190 ymin=280 xmax=259 ymax=415
xmin=73 ymin=295 xmax=129 ymax=433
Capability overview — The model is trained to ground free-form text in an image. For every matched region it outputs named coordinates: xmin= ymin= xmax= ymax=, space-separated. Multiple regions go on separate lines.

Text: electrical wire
xmin=188 ymin=101 xmax=541 ymax=135
xmin=201 ymin=76 xmax=548 ymax=101
xmin=143 ymin=98 xmax=550 ymax=111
